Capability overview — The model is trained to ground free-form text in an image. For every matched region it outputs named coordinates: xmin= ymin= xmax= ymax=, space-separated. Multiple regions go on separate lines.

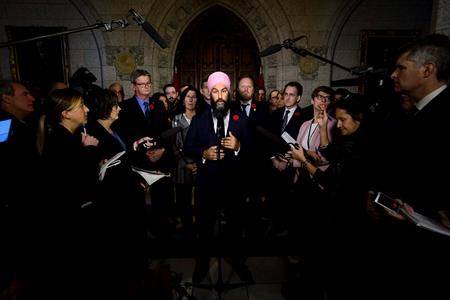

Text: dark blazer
xmin=115 ymin=96 xmax=172 ymax=171
xmin=270 ymin=105 xmax=306 ymax=139
xmin=314 ymin=127 xmax=369 ymax=230
xmin=184 ymin=108 xmax=248 ymax=186
xmin=231 ymin=100 xmax=270 ymax=155
xmin=42 ymin=124 xmax=99 ymax=211
xmin=379 ymin=86 xmax=450 ymax=215
xmin=231 ymin=100 xmax=269 ymax=128
xmin=115 ymin=96 xmax=170 ymax=147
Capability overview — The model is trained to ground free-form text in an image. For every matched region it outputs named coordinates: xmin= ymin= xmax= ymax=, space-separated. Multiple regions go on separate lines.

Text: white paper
xmin=401 ymin=209 xmax=450 ymax=237
xmin=98 ymin=151 xmax=126 ymax=181
xmin=131 ymin=167 xmax=170 ymax=186
xmin=281 ymin=132 xmax=297 ymax=145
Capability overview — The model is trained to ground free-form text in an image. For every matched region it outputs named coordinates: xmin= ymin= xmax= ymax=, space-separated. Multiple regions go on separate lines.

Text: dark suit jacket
xmin=42 ymin=124 xmax=99 ymax=211
xmin=270 ymin=105 xmax=306 ymax=139
xmin=115 ymin=96 xmax=172 ymax=171
xmin=115 ymin=96 xmax=169 ymax=147
xmin=184 ymin=108 xmax=248 ymax=186
xmin=385 ymin=86 xmax=450 ymax=215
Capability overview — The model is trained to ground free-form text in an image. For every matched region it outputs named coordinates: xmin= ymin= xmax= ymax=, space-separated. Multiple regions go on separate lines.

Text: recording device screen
xmin=374 ymin=192 xmax=400 ymax=214
xmin=0 ymin=119 xmax=12 ymax=143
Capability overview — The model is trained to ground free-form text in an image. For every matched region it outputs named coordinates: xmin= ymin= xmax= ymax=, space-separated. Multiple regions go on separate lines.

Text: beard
xmin=211 ymin=99 xmax=230 ymax=118
xmin=236 ymin=89 xmax=253 ymax=102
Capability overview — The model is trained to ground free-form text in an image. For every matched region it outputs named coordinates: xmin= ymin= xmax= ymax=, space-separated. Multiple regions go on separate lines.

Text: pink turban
xmin=207 ymin=71 xmax=231 ymax=92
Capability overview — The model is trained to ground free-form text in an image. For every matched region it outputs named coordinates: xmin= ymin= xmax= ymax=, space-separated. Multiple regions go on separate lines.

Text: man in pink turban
xmin=184 ymin=71 xmax=254 ymax=285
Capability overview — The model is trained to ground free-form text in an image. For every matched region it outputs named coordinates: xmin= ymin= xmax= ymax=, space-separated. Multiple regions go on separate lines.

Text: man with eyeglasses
xmin=116 ymin=69 xmax=174 ymax=238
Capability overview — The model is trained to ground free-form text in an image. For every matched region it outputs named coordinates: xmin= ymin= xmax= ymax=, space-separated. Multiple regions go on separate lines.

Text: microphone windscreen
xmin=160 ymin=126 xmax=182 ymax=140
xmin=141 ymin=21 xmax=168 ymax=49
xmin=259 ymin=44 xmax=282 ymax=57
xmin=255 ymin=126 xmax=290 ymax=152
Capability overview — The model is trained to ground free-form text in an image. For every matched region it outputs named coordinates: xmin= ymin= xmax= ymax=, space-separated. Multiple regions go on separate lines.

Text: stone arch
xmin=68 ymin=0 xmax=107 ymax=86
xmin=138 ymin=0 xmax=292 ymax=91
xmin=326 ymin=0 xmax=364 ymax=82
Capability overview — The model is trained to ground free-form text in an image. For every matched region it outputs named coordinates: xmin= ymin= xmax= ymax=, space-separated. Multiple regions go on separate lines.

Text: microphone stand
xmin=284 ymin=41 xmax=352 ymax=73
xmin=0 ymin=8 xmax=165 ymax=49
xmin=0 ymin=22 xmax=111 ymax=48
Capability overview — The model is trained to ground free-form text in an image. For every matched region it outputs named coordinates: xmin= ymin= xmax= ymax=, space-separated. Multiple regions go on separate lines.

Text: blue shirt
xmin=135 ymin=95 xmax=150 ymax=116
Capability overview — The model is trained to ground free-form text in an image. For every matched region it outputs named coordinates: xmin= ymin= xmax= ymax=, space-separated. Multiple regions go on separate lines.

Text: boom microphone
xmin=255 ymin=126 xmax=290 ymax=153
xmin=160 ymin=126 xmax=182 ymax=140
xmin=259 ymin=35 xmax=306 ymax=57
xmin=128 ymin=9 xmax=168 ymax=49
xmin=259 ymin=44 xmax=283 ymax=57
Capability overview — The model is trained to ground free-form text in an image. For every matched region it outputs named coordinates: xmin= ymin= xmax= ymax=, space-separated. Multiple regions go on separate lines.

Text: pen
xmin=83 ymin=126 xmax=87 ymax=135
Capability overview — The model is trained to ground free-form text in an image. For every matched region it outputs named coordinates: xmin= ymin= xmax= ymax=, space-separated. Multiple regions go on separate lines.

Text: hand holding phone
xmin=374 ymin=192 xmax=401 ymax=215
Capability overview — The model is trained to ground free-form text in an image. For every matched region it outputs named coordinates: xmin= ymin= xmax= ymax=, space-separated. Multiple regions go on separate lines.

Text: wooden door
xmin=175 ymin=6 xmax=260 ymax=89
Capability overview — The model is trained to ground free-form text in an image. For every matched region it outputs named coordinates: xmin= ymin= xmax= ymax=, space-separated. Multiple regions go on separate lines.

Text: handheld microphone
xmin=128 ymin=9 xmax=168 ymax=49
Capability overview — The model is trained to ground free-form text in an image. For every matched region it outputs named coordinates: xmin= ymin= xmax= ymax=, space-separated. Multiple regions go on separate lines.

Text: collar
xmin=135 ymin=95 xmax=150 ymax=103
xmin=284 ymin=106 xmax=296 ymax=114
xmin=415 ymin=84 xmax=447 ymax=111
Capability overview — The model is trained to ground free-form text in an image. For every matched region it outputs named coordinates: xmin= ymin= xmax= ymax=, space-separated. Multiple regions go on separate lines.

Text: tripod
xmin=185 ymin=210 xmax=253 ymax=300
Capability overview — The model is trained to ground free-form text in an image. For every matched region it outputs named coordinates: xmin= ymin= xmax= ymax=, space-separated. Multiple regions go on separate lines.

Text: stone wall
xmin=0 ymin=0 xmax=435 ymax=104
xmin=0 ymin=0 xmax=105 ymax=86
xmin=433 ymin=0 xmax=450 ymax=36
xmin=331 ymin=0 xmax=433 ymax=92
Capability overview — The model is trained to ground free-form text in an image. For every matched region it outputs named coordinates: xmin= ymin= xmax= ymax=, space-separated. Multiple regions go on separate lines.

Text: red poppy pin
xmin=251 ymin=103 xmax=257 ymax=111
xmin=149 ymin=103 xmax=155 ymax=110
xmin=294 ymin=111 xmax=301 ymax=118
xmin=232 ymin=114 xmax=240 ymax=122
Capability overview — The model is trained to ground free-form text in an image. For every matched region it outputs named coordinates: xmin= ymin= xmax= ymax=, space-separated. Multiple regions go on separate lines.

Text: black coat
xmin=115 ymin=96 xmax=173 ymax=171
xmin=314 ymin=127 xmax=369 ymax=230
xmin=184 ymin=108 xmax=248 ymax=187
xmin=42 ymin=123 xmax=99 ymax=211
xmin=373 ymin=87 xmax=450 ymax=215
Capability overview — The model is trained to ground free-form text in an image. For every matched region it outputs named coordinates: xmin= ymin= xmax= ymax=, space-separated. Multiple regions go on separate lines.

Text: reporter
xmin=289 ymin=94 xmax=370 ymax=230
xmin=43 ymin=88 xmax=99 ymax=211
xmin=87 ymin=89 xmax=147 ymax=298
xmin=289 ymin=94 xmax=371 ymax=297
xmin=39 ymin=88 xmax=100 ymax=299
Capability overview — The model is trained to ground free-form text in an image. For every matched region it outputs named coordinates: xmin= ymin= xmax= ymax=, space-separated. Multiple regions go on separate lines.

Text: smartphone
xmin=0 ymin=119 xmax=12 ymax=143
xmin=374 ymin=192 xmax=400 ymax=214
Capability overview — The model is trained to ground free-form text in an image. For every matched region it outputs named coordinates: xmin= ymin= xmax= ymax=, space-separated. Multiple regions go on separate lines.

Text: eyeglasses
xmin=185 ymin=95 xmax=197 ymax=100
xmin=315 ymin=94 xmax=331 ymax=101
xmin=135 ymin=82 xmax=152 ymax=87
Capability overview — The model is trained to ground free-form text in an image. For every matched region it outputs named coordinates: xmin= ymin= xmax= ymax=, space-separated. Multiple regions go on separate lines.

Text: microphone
xmin=290 ymin=35 xmax=307 ymax=43
xmin=350 ymin=66 xmax=388 ymax=76
xmin=255 ymin=126 xmax=290 ymax=153
xmin=259 ymin=35 xmax=306 ymax=57
xmin=259 ymin=44 xmax=283 ymax=57
xmin=128 ymin=9 xmax=168 ymax=49
xmin=160 ymin=126 xmax=182 ymax=140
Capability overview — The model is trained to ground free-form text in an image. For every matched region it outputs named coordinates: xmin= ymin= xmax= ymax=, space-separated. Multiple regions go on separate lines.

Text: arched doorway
xmin=175 ymin=5 xmax=260 ymax=89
